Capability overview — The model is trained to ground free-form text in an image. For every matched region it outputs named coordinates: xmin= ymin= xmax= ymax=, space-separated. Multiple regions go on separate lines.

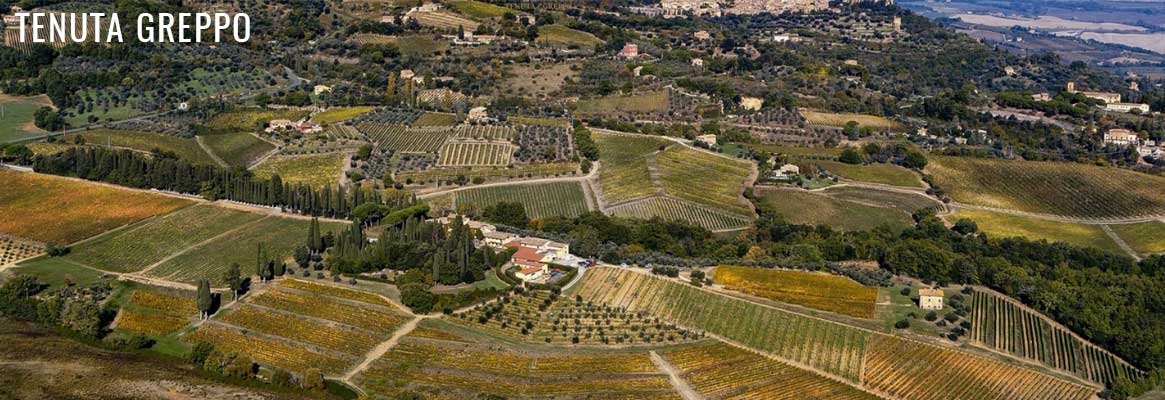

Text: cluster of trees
xmin=189 ymin=342 xmax=328 ymax=392
xmin=839 ymin=142 xmax=928 ymax=169
xmin=30 ymin=147 xmax=402 ymax=219
xmin=0 ymin=276 xmax=110 ymax=338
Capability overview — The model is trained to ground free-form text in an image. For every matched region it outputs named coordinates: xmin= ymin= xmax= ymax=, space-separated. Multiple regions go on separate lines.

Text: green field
xmin=252 ymin=153 xmax=346 ymax=190
xmin=350 ymin=34 xmax=448 ymax=56
xmin=757 ymin=189 xmax=913 ymax=232
xmin=310 ymin=107 xmax=376 ymax=125
xmin=64 ymin=129 xmax=217 ymax=165
xmin=800 ymin=109 xmax=902 ymax=130
xmin=535 ymin=24 xmax=604 ymax=47
xmin=448 ymin=0 xmax=516 ymax=19
xmin=199 ymin=132 xmax=276 ymax=167
xmin=949 ymin=210 xmax=1122 ymax=254
xmin=820 ymin=186 xmax=942 ymax=213
xmin=6 ymin=257 xmax=108 ymax=289
xmin=927 ymin=156 xmax=1165 ymax=218
xmin=575 ymin=92 xmax=669 ymax=115
xmin=0 ymin=95 xmax=51 ymax=143
xmin=453 ymin=182 xmax=590 ymax=220
xmin=144 ymin=217 xmax=348 ymax=285
xmin=412 ymin=112 xmax=458 ymax=126
xmin=814 ymin=160 xmax=923 ymax=188
xmin=594 ymin=131 xmax=669 ymax=203
xmin=1110 ymin=221 xmax=1165 ymax=255
xmin=65 ymin=204 xmax=264 ymax=273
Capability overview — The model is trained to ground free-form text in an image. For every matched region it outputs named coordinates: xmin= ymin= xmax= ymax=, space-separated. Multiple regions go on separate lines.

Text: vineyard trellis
xmin=969 ymin=289 xmax=1144 ymax=385
xmin=453 ymin=182 xmax=591 ymax=220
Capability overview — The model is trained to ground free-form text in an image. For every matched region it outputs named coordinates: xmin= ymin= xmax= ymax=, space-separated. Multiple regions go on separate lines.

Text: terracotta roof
xmin=919 ymin=288 xmax=944 ymax=297
xmin=518 ymin=265 xmax=543 ymax=275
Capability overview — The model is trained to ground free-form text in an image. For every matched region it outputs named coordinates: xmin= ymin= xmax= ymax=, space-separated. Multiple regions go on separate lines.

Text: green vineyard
xmin=927 ymin=156 xmax=1165 ymax=219
xmin=574 ymin=267 xmax=1098 ymax=400
xmin=437 ymin=142 xmax=514 ymax=167
xmin=606 ymin=196 xmax=752 ymax=231
xmin=453 ymin=182 xmax=590 ymax=220
xmin=358 ymin=124 xmax=452 ymax=153
xmin=661 ymin=342 xmax=878 ymax=399
xmin=969 ymin=290 xmax=1143 ymax=385
xmin=575 ymin=267 xmax=868 ymax=382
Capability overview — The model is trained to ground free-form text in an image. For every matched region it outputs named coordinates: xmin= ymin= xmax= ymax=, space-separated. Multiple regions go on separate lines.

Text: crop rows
xmin=606 ymin=196 xmax=751 ymax=231
xmin=454 ymin=182 xmax=590 ymax=220
xmin=116 ymin=310 xmax=190 ymax=336
xmin=221 ymin=305 xmax=383 ymax=356
xmin=351 ymin=108 xmax=424 ymax=125
xmin=396 ymin=162 xmax=579 ymax=184
xmin=970 ymin=290 xmax=1142 ymax=385
xmin=116 ymin=290 xmax=198 ymax=336
xmin=206 ymin=110 xmax=310 ymax=132
xmin=574 ymin=267 xmax=1101 ymax=400
xmin=655 ymin=146 xmax=754 ymax=216
xmin=0 ymin=235 xmax=44 ymax=265
xmin=712 ymin=266 xmax=878 ymax=318
xmin=863 ymin=334 xmax=1094 ymax=400
xmin=928 ymin=156 xmax=1165 ymax=219
xmin=145 ymin=217 xmax=349 ymax=286
xmin=454 ymin=125 xmax=516 ymax=141
xmin=358 ymin=124 xmax=453 ymax=153
xmin=593 ymin=132 xmax=668 ymax=203
xmin=248 ymin=287 xmax=410 ymax=334
xmin=0 ymin=169 xmax=193 ymax=245
xmin=662 ymin=342 xmax=879 ymax=399
xmin=437 ymin=142 xmax=514 ymax=167
xmin=410 ymin=11 xmax=480 ymax=32
xmin=574 ymin=268 xmax=868 ymax=382
xmin=188 ymin=324 xmax=353 ymax=375
xmin=356 ymin=329 xmax=680 ymax=399
xmin=68 ymin=204 xmax=261 ymax=273
xmin=278 ymin=279 xmax=398 ymax=309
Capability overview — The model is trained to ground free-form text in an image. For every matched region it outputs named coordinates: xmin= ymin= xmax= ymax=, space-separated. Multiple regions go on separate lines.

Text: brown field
xmin=0 ymin=170 xmax=192 ymax=245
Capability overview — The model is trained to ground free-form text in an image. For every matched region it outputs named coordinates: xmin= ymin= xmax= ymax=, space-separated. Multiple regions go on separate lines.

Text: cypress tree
xmin=196 ymin=279 xmax=213 ymax=320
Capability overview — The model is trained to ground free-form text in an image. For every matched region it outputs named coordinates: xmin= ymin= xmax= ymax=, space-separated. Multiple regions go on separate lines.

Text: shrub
xmin=925 ymin=311 xmax=938 ymax=321
xmin=894 ymin=319 xmax=910 ymax=329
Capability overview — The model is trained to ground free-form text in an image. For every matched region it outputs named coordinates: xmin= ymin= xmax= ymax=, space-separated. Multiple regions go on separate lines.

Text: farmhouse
xmin=513 ymin=263 xmax=548 ymax=281
xmin=482 ymin=230 xmax=517 ymax=248
xmin=691 ymin=58 xmax=704 ymax=67
xmin=1031 ymin=93 xmax=1051 ymax=102
xmin=1105 ymin=103 xmax=1150 ymax=114
xmin=1066 ymin=82 xmax=1121 ymax=104
xmin=696 ymin=134 xmax=717 ymax=147
xmin=919 ymin=288 xmax=944 ymax=310
xmin=313 ymin=85 xmax=332 ymax=95
xmin=617 ymin=44 xmax=640 ymax=60
xmin=740 ymin=97 xmax=764 ymax=111
xmin=693 ymin=30 xmax=711 ymax=41
xmin=772 ymin=164 xmax=800 ymax=180
xmin=1104 ymin=129 xmax=1139 ymax=146
xmin=468 ymin=106 xmax=491 ymax=123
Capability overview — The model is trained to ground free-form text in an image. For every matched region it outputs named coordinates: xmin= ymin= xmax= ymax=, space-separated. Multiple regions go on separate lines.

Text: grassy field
xmin=448 ymin=0 xmax=516 ymax=18
xmin=535 ymin=24 xmax=604 ymax=47
xmin=310 ymin=107 xmax=376 ymax=124
xmin=927 ymin=156 xmax=1165 ymax=218
xmin=756 ymin=189 xmax=913 ymax=232
xmin=575 ymin=91 xmax=669 ymax=115
xmin=144 ymin=217 xmax=348 ymax=285
xmin=0 ymin=94 xmax=52 ymax=143
xmin=0 ymin=170 xmax=192 ymax=245
xmin=453 ymin=182 xmax=590 ymax=220
xmin=744 ymin=143 xmax=845 ymax=157
xmin=821 ymin=186 xmax=942 ymax=213
xmin=800 ymin=109 xmax=902 ymax=130
xmin=5 ymin=257 xmax=108 ymax=289
xmin=712 ymin=266 xmax=878 ymax=318
xmin=1110 ymin=221 xmax=1165 ymax=255
xmin=199 ymin=132 xmax=276 ymax=167
xmin=64 ymin=129 xmax=217 ymax=165
xmin=815 ymin=160 xmax=923 ymax=188
xmin=251 ymin=153 xmax=346 ymax=189
xmin=949 ymin=210 xmax=1122 ymax=254
xmin=65 ymin=204 xmax=263 ymax=273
